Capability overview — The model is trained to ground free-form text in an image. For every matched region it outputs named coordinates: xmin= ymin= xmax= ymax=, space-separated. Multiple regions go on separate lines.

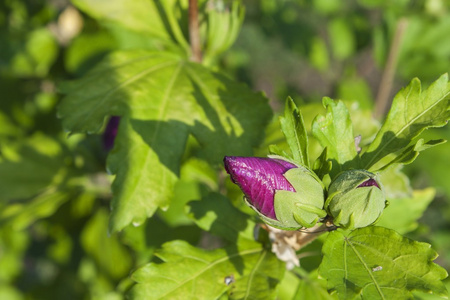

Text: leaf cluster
xmin=1 ymin=1 xmax=450 ymax=299
xmin=268 ymin=74 xmax=450 ymax=299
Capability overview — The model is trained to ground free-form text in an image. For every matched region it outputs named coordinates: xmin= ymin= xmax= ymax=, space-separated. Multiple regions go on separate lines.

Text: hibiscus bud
xmin=103 ymin=116 xmax=120 ymax=150
xmin=325 ymin=170 xmax=387 ymax=229
xmin=224 ymin=156 xmax=326 ymax=230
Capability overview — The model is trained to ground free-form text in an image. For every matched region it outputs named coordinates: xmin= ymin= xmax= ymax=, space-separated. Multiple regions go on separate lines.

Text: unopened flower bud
xmin=224 ymin=156 xmax=326 ymax=230
xmin=325 ymin=170 xmax=386 ymax=229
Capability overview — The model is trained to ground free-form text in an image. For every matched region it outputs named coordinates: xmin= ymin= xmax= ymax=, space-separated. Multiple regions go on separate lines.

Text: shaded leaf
xmin=362 ymin=74 xmax=450 ymax=171
xmin=130 ymin=240 xmax=284 ymax=300
xmin=187 ymin=192 xmax=256 ymax=244
xmin=319 ymin=226 xmax=448 ymax=300
xmin=313 ymin=147 xmax=332 ymax=180
xmin=377 ymin=139 xmax=446 ymax=171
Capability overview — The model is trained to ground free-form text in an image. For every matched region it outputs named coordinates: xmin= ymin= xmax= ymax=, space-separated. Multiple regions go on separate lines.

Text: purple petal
xmin=103 ymin=116 xmax=120 ymax=150
xmin=224 ymin=156 xmax=296 ymax=219
xmin=358 ymin=178 xmax=380 ymax=189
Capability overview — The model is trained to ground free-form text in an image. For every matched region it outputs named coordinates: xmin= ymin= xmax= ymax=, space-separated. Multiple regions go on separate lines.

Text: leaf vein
xmin=345 ymin=237 xmax=386 ymax=300
xmin=157 ymin=248 xmax=262 ymax=299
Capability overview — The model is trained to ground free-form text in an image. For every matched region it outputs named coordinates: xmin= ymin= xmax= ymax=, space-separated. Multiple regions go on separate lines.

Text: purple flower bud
xmin=358 ymin=178 xmax=380 ymax=189
xmin=103 ymin=116 xmax=120 ymax=150
xmin=224 ymin=156 xmax=296 ymax=219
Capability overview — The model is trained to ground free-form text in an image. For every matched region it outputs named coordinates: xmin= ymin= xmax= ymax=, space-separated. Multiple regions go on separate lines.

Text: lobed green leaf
xmin=319 ymin=226 xmax=448 ymax=300
xmin=312 ymin=98 xmax=359 ymax=178
xmin=129 ymin=240 xmax=284 ymax=300
xmin=362 ymin=74 xmax=450 ymax=171
xmin=58 ymin=51 xmax=271 ymax=232
xmin=72 ymin=0 xmax=187 ymax=49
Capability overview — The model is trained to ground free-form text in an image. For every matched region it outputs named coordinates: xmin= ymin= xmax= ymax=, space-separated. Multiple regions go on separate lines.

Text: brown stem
xmin=296 ymin=223 xmax=335 ymax=249
xmin=188 ymin=0 xmax=202 ymax=62
xmin=374 ymin=18 xmax=408 ymax=119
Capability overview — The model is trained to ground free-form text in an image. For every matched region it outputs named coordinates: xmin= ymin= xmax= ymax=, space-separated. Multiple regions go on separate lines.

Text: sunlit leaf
xmin=312 ymin=98 xmax=359 ymax=177
xmin=279 ymin=97 xmax=310 ymax=167
xmin=320 ymin=226 xmax=448 ymax=300
xmin=130 ymin=240 xmax=284 ymax=300
xmin=72 ymin=0 xmax=186 ymax=48
xmin=362 ymin=74 xmax=450 ymax=171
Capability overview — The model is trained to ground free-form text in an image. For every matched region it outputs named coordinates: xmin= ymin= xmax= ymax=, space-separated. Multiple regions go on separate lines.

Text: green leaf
xmin=158 ymin=158 xmax=218 ymax=227
xmin=0 ymin=190 xmax=71 ymax=230
xmin=0 ymin=227 xmax=28 ymax=282
xmin=129 ymin=240 xmax=284 ymax=300
xmin=294 ymin=269 xmax=336 ymax=300
xmin=72 ymin=0 xmax=188 ymax=49
xmin=106 ymin=115 xmax=186 ymax=231
xmin=319 ymin=226 xmax=448 ymax=300
xmin=279 ymin=97 xmax=310 ymax=167
xmin=362 ymin=74 xmax=450 ymax=171
xmin=312 ymin=98 xmax=359 ymax=178
xmin=187 ymin=193 xmax=256 ymax=244
xmin=377 ymin=139 xmax=446 ymax=171
xmin=58 ymin=50 xmax=271 ymax=232
xmin=328 ymin=18 xmax=355 ymax=60
xmin=81 ymin=209 xmax=133 ymax=280
xmin=378 ymin=165 xmax=412 ymax=199
xmin=313 ymin=147 xmax=332 ymax=180
xmin=376 ymin=188 xmax=436 ymax=234
xmin=229 ymin=249 xmax=285 ymax=300
xmin=7 ymin=28 xmax=59 ymax=77
xmin=0 ymin=134 xmax=65 ymax=200
xmin=277 ymin=270 xmax=301 ymax=300
xmin=268 ymin=144 xmax=291 ymax=159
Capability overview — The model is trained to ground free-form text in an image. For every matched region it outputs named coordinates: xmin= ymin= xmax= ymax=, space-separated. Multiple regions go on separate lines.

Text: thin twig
xmin=374 ymin=18 xmax=408 ymax=119
xmin=188 ymin=0 xmax=202 ymax=62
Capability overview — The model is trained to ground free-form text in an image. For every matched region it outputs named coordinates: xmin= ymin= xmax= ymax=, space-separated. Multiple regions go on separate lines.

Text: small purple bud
xmin=326 ymin=170 xmax=386 ymax=229
xmin=358 ymin=178 xmax=380 ymax=189
xmin=224 ymin=156 xmax=296 ymax=219
xmin=103 ymin=116 xmax=120 ymax=150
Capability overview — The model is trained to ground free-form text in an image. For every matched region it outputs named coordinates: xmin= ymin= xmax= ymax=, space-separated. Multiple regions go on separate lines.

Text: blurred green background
xmin=1 ymin=0 xmax=450 ymax=298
